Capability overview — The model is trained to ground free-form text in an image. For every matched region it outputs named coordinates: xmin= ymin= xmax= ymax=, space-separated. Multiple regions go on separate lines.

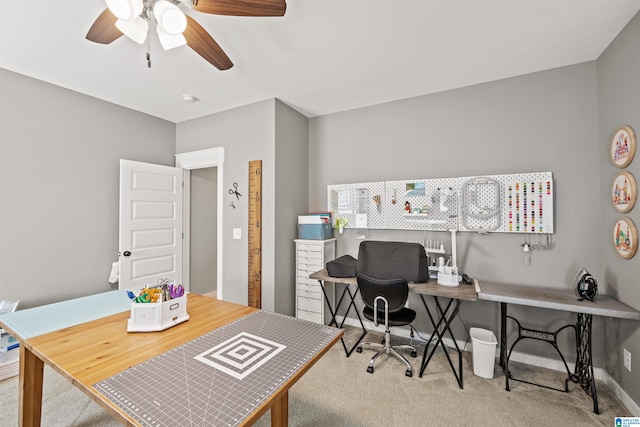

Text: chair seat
xmin=363 ymin=306 xmax=416 ymax=326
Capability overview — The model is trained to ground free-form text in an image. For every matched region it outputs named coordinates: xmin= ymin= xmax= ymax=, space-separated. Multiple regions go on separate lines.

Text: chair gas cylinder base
xmin=355 ymin=274 xmax=418 ymax=377
xmin=356 ymin=332 xmax=417 ymax=377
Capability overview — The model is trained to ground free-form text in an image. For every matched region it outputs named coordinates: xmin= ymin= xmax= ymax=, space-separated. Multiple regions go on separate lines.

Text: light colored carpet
xmin=0 ymin=327 xmax=631 ymax=426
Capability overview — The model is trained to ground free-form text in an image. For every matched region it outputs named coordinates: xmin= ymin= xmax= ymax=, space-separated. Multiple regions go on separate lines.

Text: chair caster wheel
xmin=410 ymin=350 xmax=417 ymax=358
xmin=367 ymin=366 xmax=374 ymax=374
xmin=381 ymin=339 xmax=386 ymax=345
xmin=356 ymin=347 xmax=362 ymax=353
xmin=405 ymin=369 xmax=413 ymax=377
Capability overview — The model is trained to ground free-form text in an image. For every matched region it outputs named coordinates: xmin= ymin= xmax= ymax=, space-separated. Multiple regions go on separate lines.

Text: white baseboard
xmin=603 ymin=373 xmax=640 ymax=416
xmin=338 ymin=316 xmax=640 ymax=416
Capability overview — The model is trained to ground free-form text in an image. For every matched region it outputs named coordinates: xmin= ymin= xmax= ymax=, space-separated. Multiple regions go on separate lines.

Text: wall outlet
xmin=624 ymin=348 xmax=631 ymax=372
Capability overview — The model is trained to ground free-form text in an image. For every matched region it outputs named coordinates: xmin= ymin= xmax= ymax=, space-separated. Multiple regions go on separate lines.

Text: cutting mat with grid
xmin=93 ymin=311 xmax=341 ymax=427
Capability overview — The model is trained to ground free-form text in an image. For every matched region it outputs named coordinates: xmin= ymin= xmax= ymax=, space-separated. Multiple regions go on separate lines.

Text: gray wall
xmin=175 ymin=99 xmax=308 ymax=315
xmin=309 ymin=62 xmax=601 ymax=287
xmin=0 ymin=69 xmax=175 ymax=307
xmin=274 ymin=100 xmax=309 ymax=315
xmin=309 ymin=63 xmax=609 ymax=365
xmin=189 ymin=167 xmax=218 ymax=295
xmin=306 ymin=16 xmax=640 ymax=403
xmin=597 ymin=12 xmax=640 ymax=403
xmin=176 ymin=99 xmax=275 ymax=306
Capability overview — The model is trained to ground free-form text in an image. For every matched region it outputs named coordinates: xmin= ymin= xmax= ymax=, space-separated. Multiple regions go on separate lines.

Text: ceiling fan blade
xmin=86 ymin=8 xmax=123 ymax=44
xmin=192 ymin=0 xmax=286 ymax=17
xmin=184 ymin=16 xmax=233 ymax=70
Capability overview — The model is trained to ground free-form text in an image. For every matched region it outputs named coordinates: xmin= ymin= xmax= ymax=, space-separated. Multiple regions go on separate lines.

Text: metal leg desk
xmin=480 ymin=280 xmax=640 ymax=415
xmin=311 ymin=269 xmax=480 ymax=386
xmin=310 ymin=270 xmax=367 ymax=357
xmin=417 ymin=296 xmax=464 ymax=388
xmin=409 ymin=282 xmax=479 ymax=388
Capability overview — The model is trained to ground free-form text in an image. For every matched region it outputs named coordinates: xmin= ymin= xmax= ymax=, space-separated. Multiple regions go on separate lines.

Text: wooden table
xmin=309 ymin=269 xmax=478 ymax=387
xmin=0 ymin=292 xmax=342 ymax=427
xmin=478 ymin=280 xmax=640 ymax=414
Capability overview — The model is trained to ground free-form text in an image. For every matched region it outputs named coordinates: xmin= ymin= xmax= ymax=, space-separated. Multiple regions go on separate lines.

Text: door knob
xmin=123 ymin=251 xmax=131 ymax=257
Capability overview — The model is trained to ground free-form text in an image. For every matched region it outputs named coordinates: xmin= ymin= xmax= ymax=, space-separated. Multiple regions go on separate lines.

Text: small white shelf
xmin=402 ymin=215 xmax=448 ymax=225
xmin=402 ymin=214 xmax=446 ymax=221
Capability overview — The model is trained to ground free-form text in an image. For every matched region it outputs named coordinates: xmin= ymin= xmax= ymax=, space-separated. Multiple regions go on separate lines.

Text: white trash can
xmin=470 ymin=327 xmax=497 ymax=379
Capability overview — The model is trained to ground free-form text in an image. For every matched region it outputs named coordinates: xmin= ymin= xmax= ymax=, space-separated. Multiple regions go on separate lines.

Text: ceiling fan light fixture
xmin=154 ymin=0 xmax=187 ymax=35
xmin=116 ymin=16 xmax=149 ymax=44
xmin=157 ymin=25 xmax=187 ymax=50
xmin=105 ymin=0 xmax=143 ymax=21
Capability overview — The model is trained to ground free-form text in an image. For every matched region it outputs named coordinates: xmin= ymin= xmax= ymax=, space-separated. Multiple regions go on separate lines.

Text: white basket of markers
xmin=127 ymin=280 xmax=190 ymax=332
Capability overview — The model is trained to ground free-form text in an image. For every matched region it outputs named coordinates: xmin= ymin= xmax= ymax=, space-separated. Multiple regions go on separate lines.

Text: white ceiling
xmin=2 ymin=0 xmax=640 ymax=123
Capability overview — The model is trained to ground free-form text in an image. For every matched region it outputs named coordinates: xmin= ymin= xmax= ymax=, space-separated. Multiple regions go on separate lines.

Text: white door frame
xmin=175 ymin=147 xmax=225 ymax=300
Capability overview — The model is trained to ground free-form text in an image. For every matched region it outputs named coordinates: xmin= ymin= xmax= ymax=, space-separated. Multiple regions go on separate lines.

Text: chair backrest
xmin=356 ymin=241 xmax=428 ymax=282
xmin=357 ymin=273 xmax=409 ymax=314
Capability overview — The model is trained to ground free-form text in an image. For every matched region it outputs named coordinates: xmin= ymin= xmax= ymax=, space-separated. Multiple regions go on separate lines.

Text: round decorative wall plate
xmin=611 ymin=171 xmax=637 ymax=213
xmin=610 ymin=125 xmax=636 ymax=168
xmin=613 ymin=217 xmax=638 ymax=259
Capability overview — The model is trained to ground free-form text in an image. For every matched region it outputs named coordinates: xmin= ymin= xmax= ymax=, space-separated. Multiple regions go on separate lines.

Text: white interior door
xmin=119 ymin=160 xmax=183 ymax=292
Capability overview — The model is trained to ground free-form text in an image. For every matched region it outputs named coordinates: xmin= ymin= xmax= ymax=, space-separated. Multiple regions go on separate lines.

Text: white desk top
xmin=478 ymin=280 xmax=640 ymax=320
xmin=0 ymin=290 xmax=132 ymax=339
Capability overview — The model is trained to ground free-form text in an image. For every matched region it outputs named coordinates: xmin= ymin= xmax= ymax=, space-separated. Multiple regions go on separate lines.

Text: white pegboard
xmin=507 ymin=173 xmax=554 ymax=234
xmin=328 ymin=177 xmax=458 ymax=232
xmin=458 ymin=176 xmax=501 ymax=232
xmin=327 ymin=172 xmax=554 ymax=234
xmin=384 ymin=178 xmax=458 ymax=231
xmin=328 ymin=182 xmax=386 ymax=229
xmin=457 ymin=172 xmax=553 ymax=233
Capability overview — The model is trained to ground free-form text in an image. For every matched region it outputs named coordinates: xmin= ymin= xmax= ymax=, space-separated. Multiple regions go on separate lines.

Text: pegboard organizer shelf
xmin=127 ymin=295 xmax=190 ymax=332
xmin=328 ymin=172 xmax=554 ymax=234
xmin=402 ymin=214 xmax=448 ymax=224
xmin=402 ymin=214 xmax=446 ymax=220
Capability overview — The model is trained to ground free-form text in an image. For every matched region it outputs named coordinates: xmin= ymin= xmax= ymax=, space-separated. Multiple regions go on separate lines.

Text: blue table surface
xmin=0 ymin=290 xmax=132 ymax=340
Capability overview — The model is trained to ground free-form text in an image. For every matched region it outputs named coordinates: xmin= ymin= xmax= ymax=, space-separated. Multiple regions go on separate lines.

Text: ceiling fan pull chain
xmin=146 ymin=15 xmax=152 ymax=68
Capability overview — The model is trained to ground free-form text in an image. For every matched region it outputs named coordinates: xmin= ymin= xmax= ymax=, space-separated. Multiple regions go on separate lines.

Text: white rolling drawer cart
xmin=295 ymin=238 xmax=336 ymax=324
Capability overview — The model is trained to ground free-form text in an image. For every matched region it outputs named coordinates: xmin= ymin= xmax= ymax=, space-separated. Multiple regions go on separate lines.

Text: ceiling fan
xmin=86 ymin=0 xmax=287 ymax=70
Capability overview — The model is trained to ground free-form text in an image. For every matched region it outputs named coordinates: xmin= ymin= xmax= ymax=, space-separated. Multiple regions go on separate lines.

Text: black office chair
xmin=355 ymin=273 xmax=417 ymax=377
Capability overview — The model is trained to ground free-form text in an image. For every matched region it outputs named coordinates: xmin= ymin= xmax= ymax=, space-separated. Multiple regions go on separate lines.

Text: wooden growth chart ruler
xmin=248 ymin=160 xmax=262 ymax=308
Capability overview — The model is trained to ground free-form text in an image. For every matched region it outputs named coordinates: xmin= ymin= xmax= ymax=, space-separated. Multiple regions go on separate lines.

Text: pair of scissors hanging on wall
xmin=229 ymin=182 xmax=241 ymax=200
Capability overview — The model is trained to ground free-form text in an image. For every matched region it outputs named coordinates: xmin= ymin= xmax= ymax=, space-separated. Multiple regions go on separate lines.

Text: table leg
xmin=19 ymin=344 xmax=44 ymax=427
xmin=318 ymin=280 xmax=366 ymax=357
xmin=500 ymin=302 xmax=509 ymax=392
xmin=418 ymin=296 xmax=463 ymax=388
xmin=320 ymin=280 xmax=343 ymax=329
xmin=502 ymin=311 xmax=599 ymax=413
xmin=574 ymin=313 xmax=599 ymax=414
xmin=499 ymin=302 xmax=507 ymax=370
xmin=270 ymin=390 xmax=288 ymax=427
